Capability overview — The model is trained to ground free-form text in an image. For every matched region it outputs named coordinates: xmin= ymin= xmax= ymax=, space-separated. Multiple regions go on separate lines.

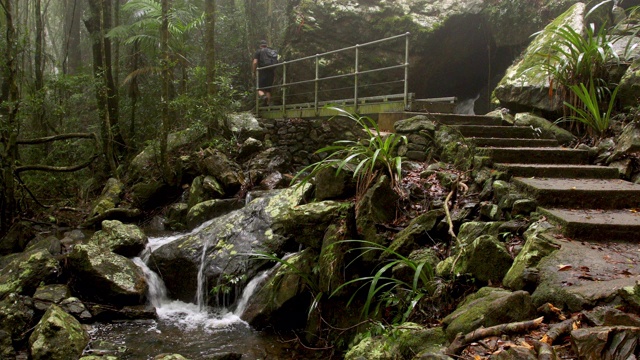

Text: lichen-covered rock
xmin=166 ymin=202 xmax=189 ymax=231
xmin=279 ymin=201 xmax=352 ymax=249
xmin=394 ymin=115 xmax=436 ymax=134
xmin=198 ymin=148 xmax=245 ymax=195
xmin=385 ymin=209 xmax=444 ymax=259
xmin=150 ymin=185 xmax=313 ymax=304
xmin=225 ymin=112 xmax=265 ymax=141
xmin=29 ymin=305 xmax=90 ymax=360
xmin=0 ymin=293 xmax=35 ymax=342
xmin=513 ymin=113 xmax=576 ymax=145
xmin=442 ymin=287 xmax=535 ymax=341
xmin=314 ymin=165 xmax=356 ymax=201
xmin=186 ymin=198 xmax=245 ymax=229
xmin=503 ymin=221 xmax=559 ymax=291
xmin=239 ymin=249 xmax=316 ymax=329
xmin=59 ymin=297 xmax=92 ymax=322
xmin=33 ymin=284 xmax=71 ymax=312
xmin=90 ymin=178 xmax=124 ymax=217
xmin=392 ymin=248 xmax=441 ymax=286
xmin=238 ymin=137 xmax=264 ymax=160
xmin=67 ymin=243 xmax=147 ymax=306
xmin=494 ymin=3 xmax=586 ymax=113
xmin=318 ymin=220 xmax=357 ymax=296
xmin=441 ymin=235 xmax=513 ymax=283
xmin=435 ymin=126 xmax=473 ymax=166
xmin=619 ymin=57 xmax=640 ymax=108
xmin=457 ymin=221 xmax=503 ymax=248
xmin=0 ymin=249 xmax=60 ymax=300
xmin=187 ymin=176 xmax=225 ymax=209
xmin=345 ymin=323 xmax=448 ymax=360
xmin=91 ymin=220 xmax=148 ymax=257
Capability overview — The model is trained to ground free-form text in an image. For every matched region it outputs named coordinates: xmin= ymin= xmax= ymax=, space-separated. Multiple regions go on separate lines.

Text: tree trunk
xmin=85 ymin=0 xmax=123 ymax=176
xmin=0 ymin=0 xmax=20 ymax=235
xmin=63 ymin=0 xmax=82 ymax=75
xmin=160 ymin=0 xmax=172 ymax=183
xmin=205 ymin=0 xmax=216 ymax=96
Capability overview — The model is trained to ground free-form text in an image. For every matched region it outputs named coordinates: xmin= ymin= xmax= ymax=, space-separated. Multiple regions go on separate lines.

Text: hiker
xmin=252 ymin=40 xmax=277 ymax=106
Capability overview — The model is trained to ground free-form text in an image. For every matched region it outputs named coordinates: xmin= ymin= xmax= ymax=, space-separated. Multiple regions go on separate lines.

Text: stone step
xmin=378 ymin=112 xmax=504 ymax=131
xmin=452 ymin=125 xmax=546 ymax=139
xmin=539 ymin=207 xmax=640 ymax=242
xmin=513 ymin=177 xmax=640 ymax=209
xmin=471 ymin=137 xmax=559 ymax=148
xmin=479 ymin=147 xmax=589 ymax=164
xmin=494 ymin=163 xmax=619 ymax=179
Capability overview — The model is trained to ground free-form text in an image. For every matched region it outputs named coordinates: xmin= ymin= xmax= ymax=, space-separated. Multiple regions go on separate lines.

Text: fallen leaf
xmin=558 ymin=264 xmax=573 ymax=271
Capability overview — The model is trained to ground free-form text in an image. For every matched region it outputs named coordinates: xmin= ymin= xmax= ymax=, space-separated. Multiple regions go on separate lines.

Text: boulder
xmin=165 ymin=202 xmax=188 ymax=230
xmin=225 ymin=112 xmax=265 ymax=141
xmin=67 ymin=243 xmax=147 ymax=306
xmin=457 ymin=221 xmax=503 ymax=248
xmin=0 ymin=330 xmax=14 ymax=360
xmin=392 ymin=248 xmax=441 ymax=286
xmin=385 ymin=209 xmax=444 ymax=258
xmin=186 ymin=198 xmax=245 ymax=229
xmin=90 ymin=178 xmax=124 ymax=218
xmin=513 ymin=113 xmax=576 ymax=145
xmin=0 ymin=249 xmax=60 ymax=300
xmin=611 ymin=120 xmax=640 ymax=159
xmin=442 ymin=287 xmax=536 ymax=341
xmin=0 ymin=221 xmax=35 ymax=255
xmin=571 ymin=326 xmax=640 ymax=360
xmin=394 ymin=115 xmax=436 ymax=134
xmin=198 ymin=148 xmax=245 ymax=195
xmin=314 ymin=165 xmax=356 ymax=201
xmin=150 ymin=185 xmax=314 ymax=304
xmin=503 ymin=221 xmax=560 ymax=291
xmin=494 ymin=3 xmax=586 ymax=113
xmin=187 ymin=175 xmax=225 ymax=209
xmin=29 ymin=305 xmax=90 ymax=360
xmin=237 ymin=137 xmax=263 ymax=160
xmin=91 ymin=220 xmax=148 ymax=257
xmin=618 ymin=57 xmax=640 ymax=109
xmin=85 ymin=303 xmax=156 ymax=321
xmin=239 ymin=249 xmax=316 ymax=329
xmin=279 ymin=201 xmax=352 ymax=249
xmin=438 ymin=235 xmax=513 ymax=283
xmin=318 ymin=222 xmax=356 ymax=296
xmin=0 ymin=293 xmax=35 ymax=342
xmin=59 ymin=297 xmax=92 ymax=322
xmin=33 ymin=284 xmax=71 ymax=312
xmin=345 ymin=323 xmax=448 ymax=360
xmin=130 ymin=180 xmax=179 ymax=210
xmin=154 ymin=355 xmax=191 ymax=360
xmin=245 ymin=147 xmax=293 ymax=183
xmin=435 ymin=126 xmax=473 ymax=166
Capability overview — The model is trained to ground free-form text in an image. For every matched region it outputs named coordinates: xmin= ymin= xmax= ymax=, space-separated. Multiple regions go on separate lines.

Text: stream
xmin=84 ymin=229 xmax=295 ymax=360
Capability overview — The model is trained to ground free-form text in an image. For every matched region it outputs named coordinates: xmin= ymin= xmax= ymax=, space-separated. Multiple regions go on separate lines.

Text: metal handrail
xmin=256 ymin=32 xmax=410 ymax=117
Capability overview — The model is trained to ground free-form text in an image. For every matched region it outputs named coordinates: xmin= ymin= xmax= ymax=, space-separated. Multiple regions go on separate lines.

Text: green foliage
xmin=562 ymin=77 xmax=619 ymax=138
xmin=211 ymin=273 xmax=246 ymax=307
xmin=291 ymin=106 xmax=407 ymax=198
xmin=331 ymin=240 xmax=436 ymax=324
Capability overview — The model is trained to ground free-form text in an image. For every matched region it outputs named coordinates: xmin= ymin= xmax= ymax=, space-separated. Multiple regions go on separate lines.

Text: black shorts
xmin=258 ymin=70 xmax=274 ymax=91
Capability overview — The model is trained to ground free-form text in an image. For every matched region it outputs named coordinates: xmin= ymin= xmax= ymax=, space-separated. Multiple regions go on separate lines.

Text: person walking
xmin=252 ymin=40 xmax=277 ymax=106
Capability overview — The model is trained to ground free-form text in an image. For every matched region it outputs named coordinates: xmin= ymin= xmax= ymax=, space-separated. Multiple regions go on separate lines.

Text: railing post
xmin=404 ymin=32 xmax=410 ymax=111
xmin=255 ymin=69 xmax=260 ymax=116
xmin=282 ymin=62 xmax=287 ymax=117
xmin=354 ymin=44 xmax=359 ymax=114
xmin=315 ymin=55 xmax=319 ymax=116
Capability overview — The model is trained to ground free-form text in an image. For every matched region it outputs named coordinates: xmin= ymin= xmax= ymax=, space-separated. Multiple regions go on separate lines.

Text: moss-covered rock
xmin=385 ymin=209 xmax=444 ymax=259
xmin=186 ymin=199 xmax=245 ymax=229
xmin=33 ymin=284 xmax=71 ymax=312
xmin=457 ymin=221 xmax=503 ymax=248
xmin=0 ymin=293 xmax=35 ymax=342
xmin=513 ymin=113 xmax=575 ymax=145
xmin=0 ymin=221 xmax=36 ymax=255
xmin=503 ymin=221 xmax=559 ymax=290
xmin=225 ymin=112 xmax=265 ymax=141
xmin=197 ymin=148 xmax=245 ymax=195
xmin=187 ymin=176 xmax=225 ymax=209
xmin=0 ymin=329 xmax=14 ymax=360
xmin=91 ymin=220 xmax=148 ymax=257
xmin=318 ymin=220 xmax=357 ymax=296
xmin=435 ymin=126 xmax=474 ymax=167
xmin=67 ymin=243 xmax=147 ymax=306
xmin=314 ymin=166 xmax=356 ymax=201
xmin=90 ymin=178 xmax=124 ymax=217
xmin=442 ymin=287 xmax=535 ymax=341
xmin=0 ymin=249 xmax=60 ymax=300
xmin=166 ymin=202 xmax=189 ymax=230
xmin=29 ymin=305 xmax=90 ymax=360
xmin=345 ymin=323 xmax=448 ymax=360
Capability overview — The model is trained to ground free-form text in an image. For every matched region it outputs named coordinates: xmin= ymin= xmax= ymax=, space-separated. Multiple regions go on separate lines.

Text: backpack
xmin=259 ymin=47 xmax=278 ymax=67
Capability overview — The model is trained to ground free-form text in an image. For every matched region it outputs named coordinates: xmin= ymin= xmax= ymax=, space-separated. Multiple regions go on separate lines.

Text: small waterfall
xmin=233 ymin=270 xmax=269 ymax=317
xmin=195 ymin=233 xmax=210 ymax=311
xmin=133 ymin=257 xmax=168 ymax=308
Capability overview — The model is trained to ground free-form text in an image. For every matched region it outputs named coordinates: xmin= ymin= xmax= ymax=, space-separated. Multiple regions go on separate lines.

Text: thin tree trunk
xmin=160 ymin=0 xmax=172 ymax=183
xmin=205 ymin=0 xmax=216 ymax=96
xmin=63 ymin=0 xmax=82 ymax=75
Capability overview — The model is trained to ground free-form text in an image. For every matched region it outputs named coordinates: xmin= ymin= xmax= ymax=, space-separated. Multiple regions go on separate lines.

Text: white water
xmin=131 ymin=233 xmax=269 ymax=333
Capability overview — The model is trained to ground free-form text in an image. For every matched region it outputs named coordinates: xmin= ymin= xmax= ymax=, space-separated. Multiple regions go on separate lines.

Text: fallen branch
xmin=443 ymin=188 xmax=457 ymax=240
xmin=446 ymin=316 xmax=544 ymax=355
xmin=541 ymin=315 xmax=580 ymax=345
xmin=532 ymin=340 xmax=557 ymax=360
xmin=16 ymin=132 xmax=97 ymax=145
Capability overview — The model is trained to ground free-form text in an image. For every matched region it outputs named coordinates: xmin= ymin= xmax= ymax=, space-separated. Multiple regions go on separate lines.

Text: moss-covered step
xmin=451 ymin=125 xmax=546 ymax=139
xmin=378 ymin=112 xmax=503 ymax=130
xmin=479 ymin=147 xmax=589 ymax=164
xmin=513 ymin=177 xmax=640 ymax=209
xmin=539 ymin=207 xmax=640 ymax=242
xmin=494 ymin=163 xmax=619 ymax=179
xmin=471 ymin=137 xmax=559 ymax=148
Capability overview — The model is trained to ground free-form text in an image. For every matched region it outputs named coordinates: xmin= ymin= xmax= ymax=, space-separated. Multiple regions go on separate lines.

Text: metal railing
xmin=255 ymin=32 xmax=411 ymax=117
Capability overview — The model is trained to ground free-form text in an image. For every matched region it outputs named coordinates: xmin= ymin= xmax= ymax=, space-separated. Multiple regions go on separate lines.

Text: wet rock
xmin=442 ymin=287 xmax=535 ymax=341
xmin=503 ymin=221 xmax=559 ymax=291
xmin=494 ymin=4 xmax=586 ymax=113
xmin=91 ymin=220 xmax=148 ymax=258
xmin=67 ymin=243 xmax=147 ymax=306
xmin=187 ymin=176 xmax=225 ymax=209
xmin=198 ymin=148 xmax=245 ymax=195
xmin=166 ymin=202 xmax=188 ymax=231
xmin=571 ymin=326 xmax=640 ymax=360
xmin=59 ymin=297 xmax=92 ymax=322
xmin=186 ymin=198 xmax=245 ymax=229
xmin=0 ymin=293 xmax=35 ymax=342
xmin=279 ymin=200 xmax=352 ymax=249
xmin=245 ymin=147 xmax=293 ymax=183
xmin=29 ymin=304 xmax=90 ymax=360
xmin=150 ymin=186 xmax=313 ymax=304
xmin=33 ymin=284 xmax=71 ymax=312
xmin=90 ymin=178 xmax=124 ymax=218
xmin=345 ymin=323 xmax=448 ymax=360
xmin=0 ymin=249 xmax=60 ymax=300
xmin=237 ymin=137 xmax=263 ymax=160
xmin=257 ymin=171 xmax=289 ymax=190
xmin=240 ymin=249 xmax=316 ymax=329
xmin=86 ymin=303 xmax=156 ymax=321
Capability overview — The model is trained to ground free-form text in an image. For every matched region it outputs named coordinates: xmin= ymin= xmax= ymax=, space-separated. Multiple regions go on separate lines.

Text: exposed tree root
xmin=541 ymin=315 xmax=580 ymax=345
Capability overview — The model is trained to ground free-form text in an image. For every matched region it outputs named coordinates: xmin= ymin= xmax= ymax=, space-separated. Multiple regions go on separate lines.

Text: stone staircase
xmin=428 ymin=113 xmax=640 ymax=242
